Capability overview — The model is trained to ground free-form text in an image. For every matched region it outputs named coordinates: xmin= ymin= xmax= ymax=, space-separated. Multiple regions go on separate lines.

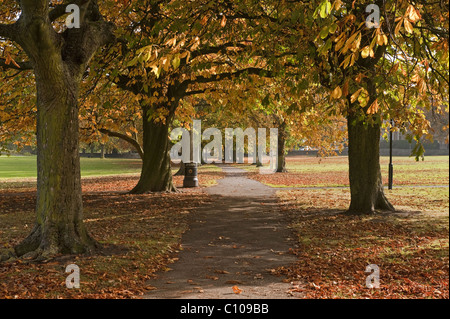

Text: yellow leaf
xmin=333 ymin=0 xmax=343 ymax=11
xmin=361 ymin=46 xmax=370 ymax=58
xmin=407 ymin=5 xmax=421 ymax=23
xmin=331 ymin=86 xmax=342 ymax=99
xmin=340 ymin=54 xmax=351 ymax=69
xmin=411 ymin=73 xmax=420 ymax=82
xmin=395 ymin=20 xmax=403 ymax=35
xmin=335 ymin=36 xmax=346 ymax=52
xmin=350 ymin=33 xmax=361 ymax=52
xmin=350 ymin=52 xmax=356 ymax=66
xmin=404 ymin=19 xmax=414 ymax=34
xmin=367 ymin=99 xmax=379 ymax=114
xmin=351 ymin=88 xmax=362 ymax=104
xmin=417 ymin=79 xmax=426 ymax=93
xmin=165 ymin=38 xmax=177 ymax=47
xmin=343 ymin=31 xmax=359 ymax=54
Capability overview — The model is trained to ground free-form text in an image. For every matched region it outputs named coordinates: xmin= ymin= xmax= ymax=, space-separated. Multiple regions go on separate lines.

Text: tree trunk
xmin=174 ymin=161 xmax=186 ymax=176
xmin=3 ymin=0 xmax=115 ymax=259
xmin=15 ymin=76 xmax=97 ymax=258
xmin=100 ymin=144 xmax=105 ymax=159
xmin=276 ymin=121 xmax=287 ymax=173
xmin=346 ymin=113 xmax=395 ymax=215
xmin=130 ymin=109 xmax=176 ymax=193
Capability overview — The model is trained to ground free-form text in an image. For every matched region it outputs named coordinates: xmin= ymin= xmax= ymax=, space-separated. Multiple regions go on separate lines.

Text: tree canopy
xmin=0 ymin=0 xmax=448 ymax=257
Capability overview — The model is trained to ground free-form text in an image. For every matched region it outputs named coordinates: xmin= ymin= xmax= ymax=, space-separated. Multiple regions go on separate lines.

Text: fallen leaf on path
xmin=214 ymin=270 xmax=230 ymax=274
xmin=226 ymin=280 xmax=243 ymax=284
xmin=205 ymin=275 xmax=219 ymax=280
xmin=232 ymin=286 xmax=243 ymax=294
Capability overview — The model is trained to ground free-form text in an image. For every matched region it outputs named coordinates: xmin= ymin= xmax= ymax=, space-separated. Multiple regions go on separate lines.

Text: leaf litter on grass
xmin=277 ymin=187 xmax=449 ymax=299
xmin=0 ymin=176 xmax=212 ymax=299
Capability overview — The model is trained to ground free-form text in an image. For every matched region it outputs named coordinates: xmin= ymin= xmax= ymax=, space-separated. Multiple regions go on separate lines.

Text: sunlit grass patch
xmin=239 ymin=155 xmax=449 ymax=187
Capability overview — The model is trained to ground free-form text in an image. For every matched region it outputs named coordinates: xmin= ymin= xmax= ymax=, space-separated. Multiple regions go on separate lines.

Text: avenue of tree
xmin=0 ymin=0 xmax=448 ymax=258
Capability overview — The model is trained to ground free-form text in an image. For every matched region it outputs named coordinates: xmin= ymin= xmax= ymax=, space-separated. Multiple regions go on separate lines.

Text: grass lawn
xmin=234 ymin=155 xmax=449 ymax=298
xmin=0 ymin=156 xmax=142 ymax=179
xmin=239 ymin=155 xmax=449 ymax=187
xmin=277 ymin=186 xmax=449 ymax=298
xmin=0 ymin=156 xmax=224 ymax=191
xmin=0 ymin=155 xmax=447 ymax=299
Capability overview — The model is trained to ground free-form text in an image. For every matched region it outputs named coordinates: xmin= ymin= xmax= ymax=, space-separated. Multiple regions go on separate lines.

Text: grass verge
xmin=277 ymin=187 xmax=449 ymax=298
xmin=238 ymin=155 xmax=449 ymax=188
xmin=0 ymin=188 xmax=210 ymax=298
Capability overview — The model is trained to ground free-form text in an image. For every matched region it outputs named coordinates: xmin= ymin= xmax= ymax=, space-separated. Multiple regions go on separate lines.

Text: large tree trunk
xmin=130 ymin=107 xmax=176 ymax=193
xmin=4 ymin=1 xmax=115 ymax=259
xmin=100 ymin=144 xmax=105 ymax=159
xmin=15 ymin=74 xmax=97 ymax=258
xmin=174 ymin=161 xmax=186 ymax=176
xmin=276 ymin=120 xmax=287 ymax=173
xmin=346 ymin=113 xmax=395 ymax=215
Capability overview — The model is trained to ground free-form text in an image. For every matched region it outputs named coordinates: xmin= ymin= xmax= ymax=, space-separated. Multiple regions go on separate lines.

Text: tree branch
xmin=0 ymin=58 xmax=33 ymax=71
xmin=98 ymin=128 xmax=144 ymax=160
xmin=19 ymin=0 xmax=49 ymax=22
xmin=0 ymin=23 xmax=16 ymax=40
xmin=48 ymin=0 xmax=90 ymax=22
xmin=180 ymin=67 xmax=273 ymax=89
xmin=190 ymin=42 xmax=248 ymax=60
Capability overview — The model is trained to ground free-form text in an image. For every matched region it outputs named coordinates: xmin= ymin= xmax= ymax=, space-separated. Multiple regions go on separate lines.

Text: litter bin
xmin=183 ymin=162 xmax=199 ymax=188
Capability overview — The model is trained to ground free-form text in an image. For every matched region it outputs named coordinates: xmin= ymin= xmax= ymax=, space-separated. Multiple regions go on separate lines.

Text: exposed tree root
xmin=11 ymin=225 xmax=99 ymax=262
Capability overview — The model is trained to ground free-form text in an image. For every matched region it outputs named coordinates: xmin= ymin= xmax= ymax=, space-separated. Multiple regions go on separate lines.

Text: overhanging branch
xmin=180 ymin=67 xmax=273 ymax=89
xmin=99 ymin=128 xmax=144 ymax=160
xmin=49 ymin=0 xmax=91 ymax=22
xmin=0 ymin=58 xmax=33 ymax=71
xmin=0 ymin=23 xmax=16 ymax=40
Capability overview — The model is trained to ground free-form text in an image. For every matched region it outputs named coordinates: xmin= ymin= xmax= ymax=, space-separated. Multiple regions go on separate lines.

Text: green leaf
xmin=261 ymin=94 xmax=271 ymax=107
xmin=320 ymin=26 xmax=329 ymax=39
xmin=329 ymin=23 xmax=338 ymax=34
xmin=319 ymin=1 xmax=331 ymax=18
xmin=172 ymin=55 xmax=181 ymax=69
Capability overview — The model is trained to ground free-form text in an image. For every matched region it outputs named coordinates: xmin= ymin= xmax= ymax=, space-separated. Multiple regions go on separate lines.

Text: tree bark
xmin=100 ymin=144 xmax=105 ymax=159
xmin=4 ymin=1 xmax=115 ymax=258
xmin=276 ymin=120 xmax=287 ymax=173
xmin=15 ymin=74 xmax=97 ymax=257
xmin=174 ymin=161 xmax=186 ymax=176
xmin=346 ymin=112 xmax=395 ymax=215
xmin=129 ymin=106 xmax=176 ymax=193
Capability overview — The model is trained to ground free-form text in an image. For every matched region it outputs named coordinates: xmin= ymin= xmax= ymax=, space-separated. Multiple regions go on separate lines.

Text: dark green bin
xmin=183 ymin=162 xmax=199 ymax=188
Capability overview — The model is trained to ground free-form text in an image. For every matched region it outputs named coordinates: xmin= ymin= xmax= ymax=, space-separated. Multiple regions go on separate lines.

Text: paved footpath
xmin=144 ymin=166 xmax=301 ymax=299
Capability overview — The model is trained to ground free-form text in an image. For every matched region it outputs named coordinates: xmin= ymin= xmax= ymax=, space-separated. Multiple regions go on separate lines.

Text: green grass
xmin=239 ymin=155 xmax=448 ymax=174
xmin=0 ymin=156 xmax=142 ymax=179
xmin=238 ymin=155 xmax=449 ymax=187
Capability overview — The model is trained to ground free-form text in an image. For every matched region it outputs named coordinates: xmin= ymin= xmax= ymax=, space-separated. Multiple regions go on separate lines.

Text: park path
xmin=144 ymin=166 xmax=301 ymax=299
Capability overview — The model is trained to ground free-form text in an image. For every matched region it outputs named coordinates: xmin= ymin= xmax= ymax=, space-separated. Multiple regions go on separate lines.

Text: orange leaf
xmin=232 ymin=285 xmax=243 ymax=294
xmin=367 ymin=99 xmax=379 ymax=115
xmin=220 ymin=15 xmax=227 ymax=28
